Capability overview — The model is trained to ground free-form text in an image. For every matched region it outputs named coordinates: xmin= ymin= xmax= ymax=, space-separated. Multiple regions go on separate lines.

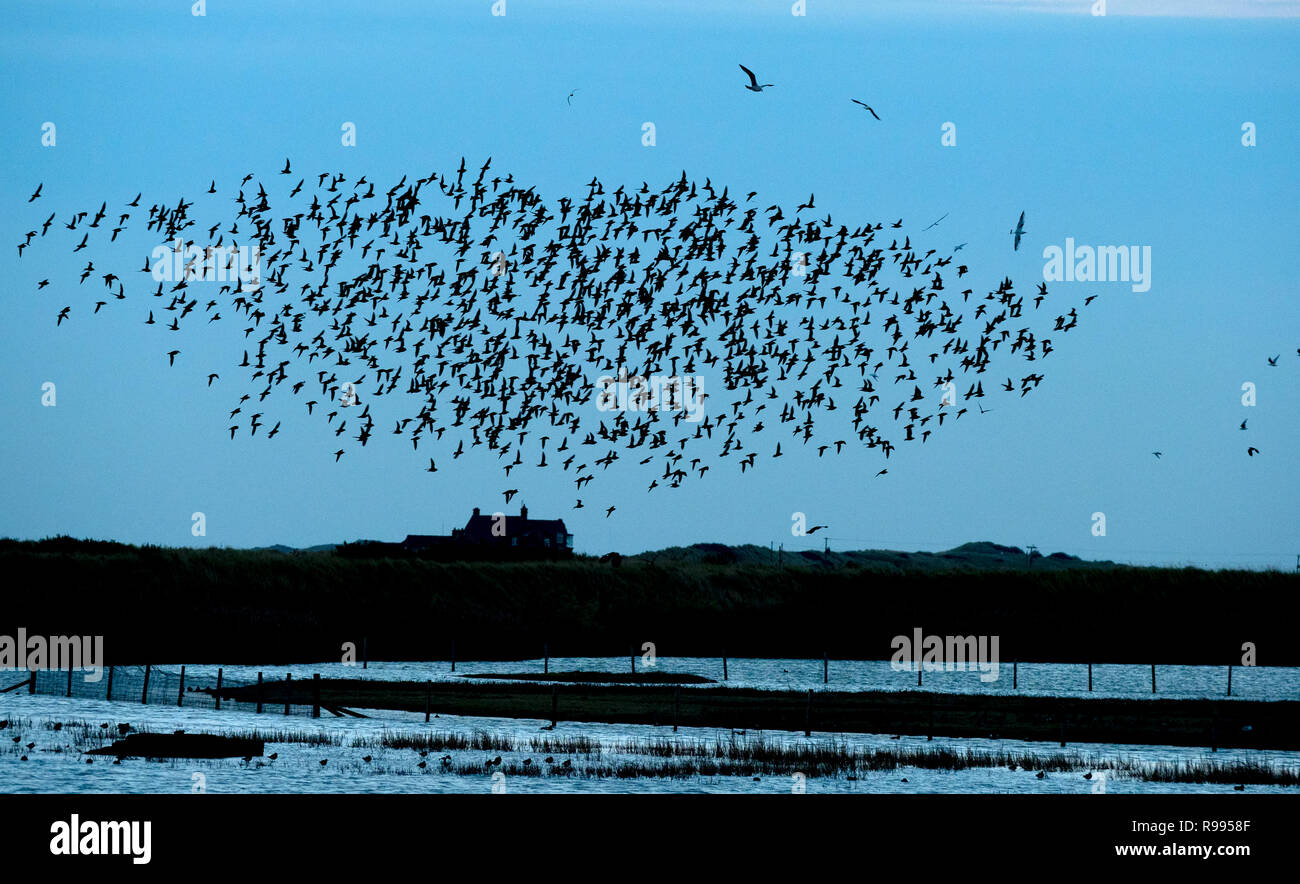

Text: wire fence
xmin=11 ymin=665 xmax=326 ymax=718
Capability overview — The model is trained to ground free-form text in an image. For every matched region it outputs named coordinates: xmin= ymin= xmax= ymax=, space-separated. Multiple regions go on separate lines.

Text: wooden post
xmin=1088 ymin=663 xmax=1093 ymax=692
xmin=544 ymin=643 xmax=549 ymax=675
xmin=256 ymin=671 xmax=264 ymax=714
xmin=551 ymin=684 xmax=558 ymax=728
xmin=66 ymin=662 xmax=73 ymax=698
xmin=105 ymin=665 xmax=114 ymax=701
xmin=284 ymin=673 xmax=292 ymax=715
xmin=141 ymin=665 xmax=151 ymax=705
xmin=1151 ymin=663 xmax=1157 ymax=694
xmin=1227 ymin=664 xmax=1232 ymax=697
xmin=722 ymin=651 xmax=727 ymax=681
xmin=823 ymin=652 xmax=829 ymax=685
xmin=215 ymin=668 xmax=223 ymax=711
xmin=450 ymin=640 xmax=455 ymax=673
xmin=1013 ymin=660 xmax=1018 ymax=690
xmin=29 ymin=670 xmax=36 ymax=694
xmin=177 ymin=665 xmax=186 ymax=707
xmin=362 ymin=637 xmax=368 ymax=670
xmin=804 ymin=689 xmax=812 ymax=737
xmin=917 ymin=658 xmax=923 ymax=687
xmin=312 ymin=673 xmax=321 ymax=719
xmin=424 ymin=680 xmax=431 ymax=723
xmin=630 ymin=645 xmax=636 ymax=674
xmin=673 ymin=685 xmax=680 ymax=733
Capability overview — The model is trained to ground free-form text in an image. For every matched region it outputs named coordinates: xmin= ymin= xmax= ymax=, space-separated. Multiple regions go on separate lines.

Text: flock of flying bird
xmin=22 ymin=69 xmax=1112 ymax=519
xmin=20 ymin=156 xmax=1094 ymax=515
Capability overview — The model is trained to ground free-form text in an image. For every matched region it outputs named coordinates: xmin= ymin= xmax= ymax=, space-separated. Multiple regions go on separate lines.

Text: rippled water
xmin=2 ymin=690 xmax=1297 ymax=795
xmin=122 ymin=657 xmax=1298 ymax=700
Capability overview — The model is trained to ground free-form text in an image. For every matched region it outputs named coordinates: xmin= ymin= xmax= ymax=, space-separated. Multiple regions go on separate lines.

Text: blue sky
xmin=2 ymin=0 xmax=1297 ymax=568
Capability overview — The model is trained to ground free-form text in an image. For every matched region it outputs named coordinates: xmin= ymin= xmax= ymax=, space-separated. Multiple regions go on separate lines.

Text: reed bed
xmin=6 ymin=713 xmax=1297 ymax=786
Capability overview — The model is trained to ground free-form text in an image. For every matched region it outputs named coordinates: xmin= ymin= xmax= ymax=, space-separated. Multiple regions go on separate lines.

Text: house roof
xmin=461 ymin=514 xmax=569 ymax=538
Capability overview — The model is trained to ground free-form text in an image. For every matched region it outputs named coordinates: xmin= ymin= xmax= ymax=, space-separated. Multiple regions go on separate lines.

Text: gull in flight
xmin=739 ymin=64 xmax=773 ymax=92
xmin=850 ymin=98 xmax=880 ymax=120
xmin=1009 ymin=211 xmax=1026 ymax=251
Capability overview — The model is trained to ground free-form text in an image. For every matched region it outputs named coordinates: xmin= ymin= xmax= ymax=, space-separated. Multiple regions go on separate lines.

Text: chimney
xmin=520 ymin=503 xmax=528 ymax=520
xmin=472 ymin=507 xmax=480 ymax=517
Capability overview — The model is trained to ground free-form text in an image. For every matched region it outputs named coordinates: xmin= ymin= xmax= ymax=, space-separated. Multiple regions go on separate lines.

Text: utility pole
xmin=1026 ymin=544 xmax=1038 ymax=569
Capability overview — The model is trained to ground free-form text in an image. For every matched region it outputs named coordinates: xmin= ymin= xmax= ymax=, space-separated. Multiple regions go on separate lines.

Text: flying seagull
xmin=1240 ymin=419 xmax=1248 ymax=430
xmin=1266 ymin=354 xmax=1278 ymax=366
xmin=739 ymin=64 xmax=773 ymax=92
xmin=1152 ymin=451 xmax=1162 ymax=459
xmin=923 ymin=212 xmax=949 ymax=231
xmin=1009 ymin=212 xmax=1026 ymax=251
xmin=1247 ymin=447 xmax=1259 ymax=456
xmin=850 ymin=98 xmax=880 ymax=120
xmin=28 ymin=183 xmax=42 ymax=202
xmin=566 ymin=89 xmax=578 ymax=106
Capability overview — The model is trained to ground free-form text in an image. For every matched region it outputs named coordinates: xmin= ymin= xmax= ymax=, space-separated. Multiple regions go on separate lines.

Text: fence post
xmin=105 ymin=665 xmax=114 ymax=701
xmin=823 ymin=652 xmax=829 ymax=685
xmin=284 ymin=673 xmax=292 ymax=715
xmin=141 ymin=665 xmax=151 ymax=705
xmin=177 ymin=665 xmax=186 ymax=707
xmin=215 ymin=668 xmax=223 ymax=711
xmin=362 ymin=637 xmax=368 ymax=670
xmin=544 ymin=643 xmax=549 ymax=675
xmin=256 ymin=671 xmax=263 ymax=714
xmin=917 ymin=659 xmax=923 ymax=687
xmin=1151 ymin=663 xmax=1157 ymax=694
xmin=450 ymin=640 xmax=455 ymax=673
xmin=804 ymin=689 xmax=812 ymax=737
xmin=630 ymin=645 xmax=636 ymax=674
xmin=1013 ymin=660 xmax=1018 ymax=690
xmin=551 ymin=684 xmax=558 ymax=729
xmin=1088 ymin=663 xmax=1093 ymax=692
xmin=1227 ymin=664 xmax=1232 ymax=697
xmin=722 ymin=651 xmax=727 ymax=682
xmin=424 ymin=680 xmax=431 ymax=723
xmin=673 ymin=685 xmax=680 ymax=733
xmin=312 ymin=673 xmax=321 ymax=719
xmin=29 ymin=670 xmax=36 ymax=695
xmin=66 ymin=662 xmax=73 ymax=698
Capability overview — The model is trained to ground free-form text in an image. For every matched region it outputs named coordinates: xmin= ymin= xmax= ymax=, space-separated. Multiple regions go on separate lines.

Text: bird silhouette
xmin=850 ymin=98 xmax=880 ymax=120
xmin=1009 ymin=212 xmax=1026 ymax=251
xmin=739 ymin=64 xmax=773 ymax=92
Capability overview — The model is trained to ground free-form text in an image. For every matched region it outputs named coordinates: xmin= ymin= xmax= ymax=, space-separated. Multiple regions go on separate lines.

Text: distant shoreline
xmin=3 ymin=537 xmax=1296 ymax=666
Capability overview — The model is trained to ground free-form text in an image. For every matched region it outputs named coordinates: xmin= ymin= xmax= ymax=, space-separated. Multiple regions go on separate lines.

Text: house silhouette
xmin=402 ymin=504 xmax=574 ymax=557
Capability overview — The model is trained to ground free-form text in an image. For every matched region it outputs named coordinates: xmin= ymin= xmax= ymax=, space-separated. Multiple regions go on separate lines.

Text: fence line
xmin=2 ymin=658 xmax=1259 ymax=716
